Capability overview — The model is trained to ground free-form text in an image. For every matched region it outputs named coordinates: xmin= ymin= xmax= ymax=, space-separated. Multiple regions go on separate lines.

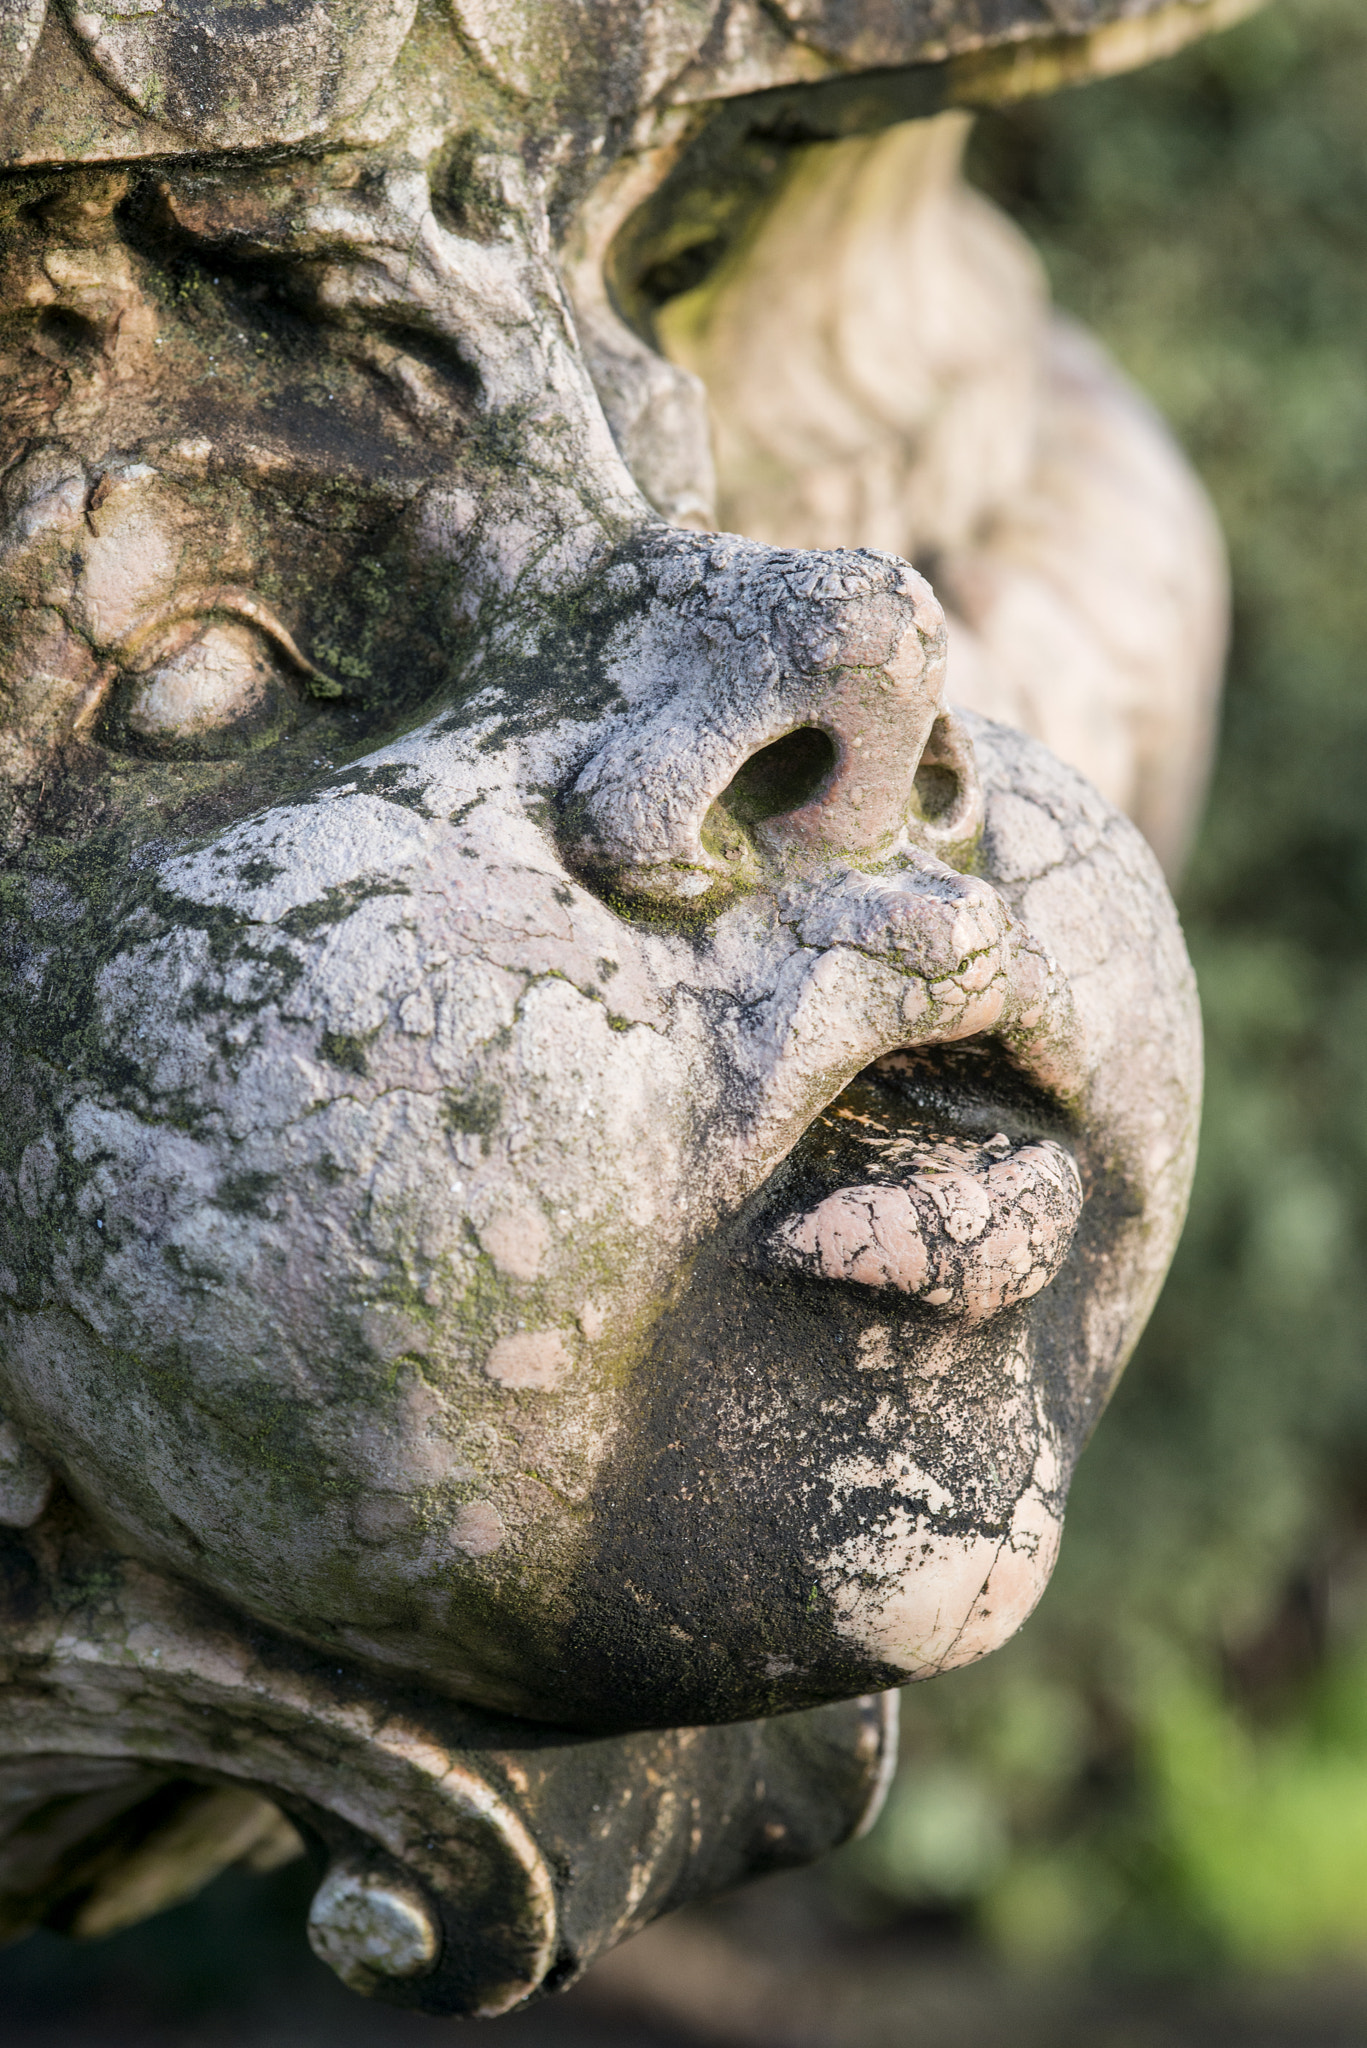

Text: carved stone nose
xmin=567 ymin=534 xmax=983 ymax=902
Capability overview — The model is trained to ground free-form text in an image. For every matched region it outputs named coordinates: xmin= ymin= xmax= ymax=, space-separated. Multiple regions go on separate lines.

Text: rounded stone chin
xmin=821 ymin=1474 xmax=1063 ymax=1680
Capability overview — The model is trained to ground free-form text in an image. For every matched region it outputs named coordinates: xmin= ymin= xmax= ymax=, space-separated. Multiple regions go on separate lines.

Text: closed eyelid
xmin=117 ymin=587 xmax=343 ymax=697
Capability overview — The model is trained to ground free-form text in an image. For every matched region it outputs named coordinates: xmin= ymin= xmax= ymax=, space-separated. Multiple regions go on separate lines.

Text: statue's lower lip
xmin=767 ymin=1127 xmax=1083 ymax=1320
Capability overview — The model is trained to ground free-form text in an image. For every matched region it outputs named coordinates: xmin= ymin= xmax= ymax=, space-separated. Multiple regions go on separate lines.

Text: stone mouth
xmin=758 ymin=1043 xmax=1083 ymax=1322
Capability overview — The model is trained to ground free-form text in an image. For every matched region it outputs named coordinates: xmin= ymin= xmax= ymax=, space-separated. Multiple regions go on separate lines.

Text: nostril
xmin=910 ymin=711 xmax=983 ymax=861
xmin=914 ymin=757 xmax=960 ymax=824
xmin=715 ymin=726 xmax=838 ymax=829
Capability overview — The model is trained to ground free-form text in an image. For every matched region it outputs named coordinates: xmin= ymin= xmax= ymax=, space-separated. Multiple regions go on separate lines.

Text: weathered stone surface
xmin=0 ymin=0 xmax=1219 ymax=2004
xmin=0 ymin=0 xmax=1261 ymax=164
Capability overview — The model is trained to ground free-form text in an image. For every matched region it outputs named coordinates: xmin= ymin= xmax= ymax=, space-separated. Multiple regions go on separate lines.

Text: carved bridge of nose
xmin=566 ymin=532 xmax=984 ymax=903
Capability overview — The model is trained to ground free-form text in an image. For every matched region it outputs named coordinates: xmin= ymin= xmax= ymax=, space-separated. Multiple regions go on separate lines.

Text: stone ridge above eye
xmin=0 ymin=0 xmax=1260 ymax=168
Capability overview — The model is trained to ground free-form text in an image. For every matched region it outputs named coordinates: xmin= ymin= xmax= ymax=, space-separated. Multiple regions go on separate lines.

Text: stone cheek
xmin=0 ymin=796 xmax=714 ymax=1712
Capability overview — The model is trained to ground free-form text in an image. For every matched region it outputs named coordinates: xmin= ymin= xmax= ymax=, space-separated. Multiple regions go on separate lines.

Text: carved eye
xmin=100 ymin=597 xmax=336 ymax=759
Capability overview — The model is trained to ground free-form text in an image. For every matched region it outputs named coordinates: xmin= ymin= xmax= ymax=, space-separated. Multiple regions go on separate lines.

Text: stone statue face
xmin=0 ymin=0 xmax=1200 ymax=1732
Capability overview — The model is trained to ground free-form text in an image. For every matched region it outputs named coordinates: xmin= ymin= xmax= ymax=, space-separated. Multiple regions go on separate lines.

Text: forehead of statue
xmin=0 ymin=0 xmax=1229 ymax=171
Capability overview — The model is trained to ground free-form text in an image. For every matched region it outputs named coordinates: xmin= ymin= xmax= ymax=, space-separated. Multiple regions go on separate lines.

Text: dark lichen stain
xmin=0 ymin=1529 xmax=42 ymax=1626
xmin=443 ymin=1084 xmax=502 ymax=1148
xmin=353 ymin=763 xmax=434 ymax=814
xmin=237 ymin=858 xmax=285 ymax=888
xmin=319 ymin=1029 xmax=373 ymax=1077
xmin=279 ymin=879 xmax=409 ymax=939
xmin=214 ymin=1168 xmax=279 ymax=1217
xmin=544 ymin=1043 xmax=1109 ymax=1733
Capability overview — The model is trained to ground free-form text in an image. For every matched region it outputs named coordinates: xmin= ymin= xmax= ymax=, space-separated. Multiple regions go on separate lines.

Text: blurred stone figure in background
xmin=0 ymin=0 xmax=1228 ymax=2019
xmin=644 ymin=107 xmax=1228 ymax=876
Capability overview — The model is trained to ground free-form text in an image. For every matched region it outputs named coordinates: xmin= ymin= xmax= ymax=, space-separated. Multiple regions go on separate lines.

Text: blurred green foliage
xmin=850 ymin=0 xmax=1367 ymax=1975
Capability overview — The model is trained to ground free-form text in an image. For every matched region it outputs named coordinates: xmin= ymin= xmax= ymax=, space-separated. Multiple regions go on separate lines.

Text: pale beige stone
xmin=479 ymin=1208 xmax=552 ymax=1281
xmin=450 ymin=1500 xmax=507 ymax=1555
xmin=484 ymin=1331 xmax=573 ymax=1392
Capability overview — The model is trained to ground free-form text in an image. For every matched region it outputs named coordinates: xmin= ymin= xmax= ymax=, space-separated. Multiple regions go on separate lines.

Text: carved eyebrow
xmin=117 ymin=586 xmax=343 ymax=698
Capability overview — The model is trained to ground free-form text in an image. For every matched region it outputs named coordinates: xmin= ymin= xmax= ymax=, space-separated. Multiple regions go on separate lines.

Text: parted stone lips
xmin=752 ymin=871 xmax=1086 ymax=1322
xmin=558 ymin=531 xmax=1091 ymax=1317
xmin=746 ymin=812 xmax=1087 ymax=1322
